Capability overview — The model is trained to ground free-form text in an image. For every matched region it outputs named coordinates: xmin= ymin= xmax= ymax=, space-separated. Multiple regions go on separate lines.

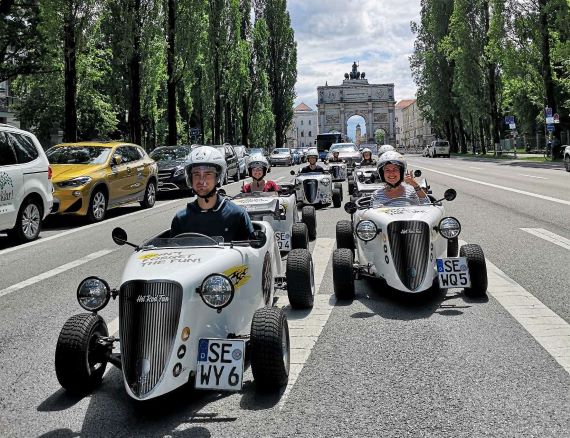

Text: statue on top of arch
xmin=345 ymin=61 xmax=365 ymax=80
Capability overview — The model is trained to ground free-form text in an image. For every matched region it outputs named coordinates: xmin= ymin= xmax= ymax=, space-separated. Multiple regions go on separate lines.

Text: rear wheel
xmin=140 ymin=180 xmax=156 ymax=208
xmin=87 ymin=189 xmax=107 ymax=222
xmin=291 ymin=223 xmax=309 ymax=249
xmin=332 ymin=188 xmax=342 ymax=208
xmin=250 ymin=307 xmax=290 ymax=392
xmin=286 ymin=249 xmax=315 ymax=309
xmin=301 ymin=206 xmax=317 ymax=241
xmin=336 ymin=220 xmax=354 ymax=252
xmin=233 ymin=169 xmax=240 ymax=182
xmin=460 ymin=244 xmax=488 ymax=297
xmin=348 ymin=178 xmax=355 ymax=196
xmin=9 ymin=198 xmax=42 ymax=242
xmin=332 ymin=248 xmax=355 ymax=300
xmin=334 ymin=183 xmax=343 ymax=201
xmin=55 ymin=313 xmax=109 ymax=394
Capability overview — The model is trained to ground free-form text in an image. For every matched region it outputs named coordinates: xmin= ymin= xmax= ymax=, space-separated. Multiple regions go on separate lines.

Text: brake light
xmin=48 ymin=166 xmax=52 ymax=179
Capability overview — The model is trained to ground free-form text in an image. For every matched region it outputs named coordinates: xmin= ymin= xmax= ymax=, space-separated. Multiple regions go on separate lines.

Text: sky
xmin=287 ymin=0 xmax=421 ymax=139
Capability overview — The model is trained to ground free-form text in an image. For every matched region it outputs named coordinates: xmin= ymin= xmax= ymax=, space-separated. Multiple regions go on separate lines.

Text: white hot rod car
xmin=325 ymin=161 xmax=348 ymax=182
xmin=54 ymin=224 xmax=315 ymax=400
xmin=332 ymin=189 xmax=488 ymax=300
xmin=291 ymin=169 xmax=343 ymax=209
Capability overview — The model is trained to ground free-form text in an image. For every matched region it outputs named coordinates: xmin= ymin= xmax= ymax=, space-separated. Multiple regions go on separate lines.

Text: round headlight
xmin=200 ymin=274 xmax=234 ymax=309
xmin=321 ymin=178 xmax=330 ymax=186
xmin=77 ymin=277 xmax=111 ymax=312
xmin=356 ymin=220 xmax=378 ymax=241
xmin=438 ymin=217 xmax=461 ymax=239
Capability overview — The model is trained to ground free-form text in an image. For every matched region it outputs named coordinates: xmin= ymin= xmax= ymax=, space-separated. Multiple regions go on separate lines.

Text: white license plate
xmin=436 ymin=257 xmax=471 ymax=288
xmin=195 ymin=339 xmax=245 ymax=391
xmin=275 ymin=231 xmax=291 ymax=251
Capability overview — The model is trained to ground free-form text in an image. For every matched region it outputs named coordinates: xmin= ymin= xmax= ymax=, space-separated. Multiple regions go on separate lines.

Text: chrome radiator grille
xmin=387 ymin=221 xmax=430 ymax=291
xmin=120 ymin=280 xmax=183 ymax=398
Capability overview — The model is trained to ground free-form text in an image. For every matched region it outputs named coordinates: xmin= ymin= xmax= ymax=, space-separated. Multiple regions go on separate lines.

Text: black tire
xmin=564 ymin=155 xmax=570 ymax=172
xmin=140 ymin=180 xmax=156 ymax=208
xmin=334 ymin=182 xmax=343 ymax=201
xmin=301 ymin=206 xmax=317 ymax=241
xmin=223 ymin=171 xmax=229 ymax=185
xmin=250 ymin=306 xmax=290 ymax=392
xmin=332 ymin=188 xmax=342 ymax=208
xmin=336 ymin=220 xmax=354 ymax=252
xmin=87 ymin=188 xmax=107 ymax=223
xmin=233 ymin=169 xmax=240 ymax=182
xmin=348 ymin=179 xmax=355 ymax=196
xmin=332 ymin=248 xmax=355 ymax=300
xmin=447 ymin=237 xmax=459 ymax=257
xmin=286 ymin=249 xmax=315 ymax=309
xmin=55 ymin=313 xmax=109 ymax=394
xmin=9 ymin=197 xmax=42 ymax=243
xmin=291 ymin=222 xmax=309 ymax=249
xmin=460 ymin=244 xmax=488 ymax=297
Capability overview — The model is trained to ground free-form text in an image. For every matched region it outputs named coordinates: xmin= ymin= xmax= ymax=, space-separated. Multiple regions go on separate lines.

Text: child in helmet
xmin=300 ymin=149 xmax=325 ymax=173
xmin=171 ymin=146 xmax=254 ymax=241
xmin=241 ymin=156 xmax=280 ymax=192
xmin=372 ymin=151 xmax=429 ymax=207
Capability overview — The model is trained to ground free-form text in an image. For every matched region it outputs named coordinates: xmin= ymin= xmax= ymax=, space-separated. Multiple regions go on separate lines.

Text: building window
xmin=308 ymin=131 xmax=312 ymax=137
xmin=301 ymin=131 xmax=304 ymax=137
xmin=301 ymin=120 xmax=304 ymax=125
xmin=309 ymin=120 xmax=311 ymax=125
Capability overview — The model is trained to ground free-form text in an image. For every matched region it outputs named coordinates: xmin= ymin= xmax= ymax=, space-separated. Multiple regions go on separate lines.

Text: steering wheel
xmin=355 ymin=196 xmax=373 ymax=209
xmin=173 ymin=232 xmax=220 ymax=244
xmin=382 ymin=197 xmax=418 ymax=206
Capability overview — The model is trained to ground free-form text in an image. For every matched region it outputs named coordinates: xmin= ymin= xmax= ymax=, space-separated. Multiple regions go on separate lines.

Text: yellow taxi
xmin=46 ymin=142 xmax=158 ymax=222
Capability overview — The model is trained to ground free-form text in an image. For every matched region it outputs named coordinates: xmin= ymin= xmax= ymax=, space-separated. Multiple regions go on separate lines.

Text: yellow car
xmin=47 ymin=142 xmax=158 ymax=222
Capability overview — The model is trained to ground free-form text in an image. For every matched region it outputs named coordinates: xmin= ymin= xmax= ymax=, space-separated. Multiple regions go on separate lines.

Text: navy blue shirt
xmin=301 ymin=164 xmax=325 ymax=173
xmin=171 ymin=195 xmax=255 ymax=242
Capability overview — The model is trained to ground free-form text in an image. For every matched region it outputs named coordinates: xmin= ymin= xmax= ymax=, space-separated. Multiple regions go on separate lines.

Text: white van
xmin=428 ymin=140 xmax=451 ymax=158
xmin=0 ymin=124 xmax=53 ymax=242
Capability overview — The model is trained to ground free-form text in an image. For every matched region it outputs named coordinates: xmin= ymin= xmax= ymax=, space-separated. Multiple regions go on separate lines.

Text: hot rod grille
xmin=387 ymin=221 xmax=429 ymax=291
xmin=120 ymin=280 xmax=182 ymax=398
xmin=303 ymin=179 xmax=318 ymax=203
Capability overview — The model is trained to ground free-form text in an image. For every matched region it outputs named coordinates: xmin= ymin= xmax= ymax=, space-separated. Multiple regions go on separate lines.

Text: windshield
xmin=234 ymin=191 xmax=279 ymax=199
xmin=273 ymin=148 xmax=289 ymax=154
xmin=150 ymin=147 xmax=190 ymax=161
xmin=142 ymin=233 xmax=224 ymax=249
xmin=46 ymin=146 xmax=113 ymax=165
xmin=330 ymin=144 xmax=358 ymax=152
xmin=249 ymin=148 xmax=264 ymax=155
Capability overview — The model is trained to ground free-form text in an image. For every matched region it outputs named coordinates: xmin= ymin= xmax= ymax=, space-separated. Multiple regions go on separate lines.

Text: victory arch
xmin=316 ymin=62 xmax=396 ymax=144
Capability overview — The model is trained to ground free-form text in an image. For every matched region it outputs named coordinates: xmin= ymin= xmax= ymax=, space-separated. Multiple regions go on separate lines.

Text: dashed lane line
xmin=0 ymin=249 xmax=115 ymax=298
xmin=520 ymin=228 xmax=570 ymax=251
xmin=520 ymin=174 xmax=547 ymax=180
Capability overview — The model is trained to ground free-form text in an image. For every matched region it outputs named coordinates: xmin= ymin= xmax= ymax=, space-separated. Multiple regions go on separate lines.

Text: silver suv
xmin=0 ymin=124 xmax=53 ymax=242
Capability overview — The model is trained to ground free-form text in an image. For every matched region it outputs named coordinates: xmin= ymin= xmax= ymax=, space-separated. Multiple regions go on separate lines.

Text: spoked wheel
xmin=460 ymin=244 xmax=488 ymax=297
xmin=87 ymin=189 xmax=107 ymax=222
xmin=301 ymin=206 xmax=317 ymax=241
xmin=10 ymin=199 xmax=42 ymax=242
xmin=291 ymin=222 xmax=309 ymax=249
xmin=286 ymin=249 xmax=315 ymax=309
xmin=332 ymin=248 xmax=355 ymax=300
xmin=140 ymin=180 xmax=156 ymax=208
xmin=55 ymin=313 xmax=109 ymax=394
xmin=250 ymin=307 xmax=290 ymax=392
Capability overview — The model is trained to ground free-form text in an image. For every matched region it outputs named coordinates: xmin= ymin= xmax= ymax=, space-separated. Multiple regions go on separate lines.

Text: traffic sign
xmin=509 ymin=123 xmax=516 ymax=130
xmin=553 ymin=113 xmax=560 ymax=124
xmin=505 ymin=115 xmax=515 ymax=124
xmin=545 ymin=107 xmax=552 ymax=117
xmin=547 ymin=124 xmax=555 ymax=132
xmin=190 ymin=128 xmax=201 ymax=136
xmin=546 ymin=116 xmax=554 ymax=124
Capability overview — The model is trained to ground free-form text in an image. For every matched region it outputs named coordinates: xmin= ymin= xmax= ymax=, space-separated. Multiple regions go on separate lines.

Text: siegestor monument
xmin=316 ymin=62 xmax=396 ymax=144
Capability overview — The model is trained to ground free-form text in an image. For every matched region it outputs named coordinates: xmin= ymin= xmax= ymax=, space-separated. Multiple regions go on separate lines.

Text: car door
xmin=107 ymin=146 xmax=133 ymax=205
xmin=0 ymin=131 xmax=23 ymax=231
xmin=126 ymin=146 xmax=147 ymax=197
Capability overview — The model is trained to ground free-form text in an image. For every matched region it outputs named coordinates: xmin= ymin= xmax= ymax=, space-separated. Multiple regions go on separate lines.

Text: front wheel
xmin=55 ymin=313 xmax=109 ymax=394
xmin=87 ymin=189 xmax=107 ymax=222
xmin=286 ymin=249 xmax=315 ymax=309
xmin=301 ymin=206 xmax=317 ymax=241
xmin=460 ymin=244 xmax=488 ymax=297
xmin=140 ymin=180 xmax=156 ymax=208
xmin=291 ymin=222 xmax=309 ymax=249
xmin=332 ymin=188 xmax=342 ymax=208
xmin=332 ymin=248 xmax=354 ymax=300
xmin=336 ymin=220 xmax=354 ymax=253
xmin=10 ymin=198 xmax=42 ymax=242
xmin=250 ymin=307 xmax=290 ymax=392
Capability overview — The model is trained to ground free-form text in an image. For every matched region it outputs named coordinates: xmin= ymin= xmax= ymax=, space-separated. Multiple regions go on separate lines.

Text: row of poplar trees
xmin=410 ymin=0 xmax=569 ymax=153
xmin=0 ymin=0 xmax=297 ymax=150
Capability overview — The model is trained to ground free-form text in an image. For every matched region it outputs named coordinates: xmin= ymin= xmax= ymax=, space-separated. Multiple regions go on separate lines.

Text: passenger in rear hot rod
xmin=171 ymin=146 xmax=254 ymax=241
xmin=241 ymin=156 xmax=280 ymax=193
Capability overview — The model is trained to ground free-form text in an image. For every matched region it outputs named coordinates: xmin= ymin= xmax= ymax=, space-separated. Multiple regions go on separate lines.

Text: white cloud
xmin=288 ymin=0 xmax=420 ymax=109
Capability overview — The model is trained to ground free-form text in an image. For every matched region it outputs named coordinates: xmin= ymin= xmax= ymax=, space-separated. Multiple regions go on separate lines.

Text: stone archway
xmin=347 ymin=114 xmax=367 ymax=144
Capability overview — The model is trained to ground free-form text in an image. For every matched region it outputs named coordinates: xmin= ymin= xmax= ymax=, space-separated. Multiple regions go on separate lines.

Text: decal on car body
xmin=223 ymin=265 xmax=251 ymax=289
xmin=138 ymin=251 xmax=201 ymax=266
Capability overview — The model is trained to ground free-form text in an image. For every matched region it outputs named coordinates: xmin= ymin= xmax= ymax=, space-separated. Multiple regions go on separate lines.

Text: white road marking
xmin=0 ymin=249 xmax=115 ymax=298
xmin=311 ymin=238 xmax=335 ymax=292
xmin=411 ymin=164 xmax=570 ymax=206
xmin=0 ymin=199 xmax=181 ymax=256
xmin=469 ymin=166 xmax=482 ymax=170
xmin=485 ymin=257 xmax=570 ymax=375
xmin=520 ymin=228 xmax=570 ymax=251
xmin=520 ymin=174 xmax=547 ymax=180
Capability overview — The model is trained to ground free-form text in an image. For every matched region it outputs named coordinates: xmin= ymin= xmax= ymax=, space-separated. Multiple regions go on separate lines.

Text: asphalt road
xmin=0 ymin=157 xmax=568 ymax=438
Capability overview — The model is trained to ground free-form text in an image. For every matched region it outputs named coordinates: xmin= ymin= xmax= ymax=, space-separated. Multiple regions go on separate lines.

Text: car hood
xmin=156 ymin=160 xmax=186 ymax=171
xmin=358 ymin=204 xmax=443 ymax=227
xmin=50 ymin=164 xmax=108 ymax=182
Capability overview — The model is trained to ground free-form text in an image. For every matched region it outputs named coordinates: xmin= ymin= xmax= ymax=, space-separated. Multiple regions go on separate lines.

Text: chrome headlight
xmin=438 ymin=217 xmax=461 ymax=239
xmin=199 ymin=274 xmax=234 ymax=309
xmin=321 ymin=178 xmax=330 ymax=186
xmin=56 ymin=176 xmax=92 ymax=188
xmin=356 ymin=220 xmax=378 ymax=241
xmin=173 ymin=166 xmax=184 ymax=177
xmin=77 ymin=277 xmax=111 ymax=312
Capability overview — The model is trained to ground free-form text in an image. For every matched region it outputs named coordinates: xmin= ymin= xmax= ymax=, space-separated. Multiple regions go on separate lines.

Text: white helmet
xmin=361 ymin=147 xmax=372 ymax=157
xmin=377 ymin=151 xmax=407 ymax=187
xmin=248 ymin=155 xmax=270 ymax=180
xmin=307 ymin=148 xmax=319 ymax=159
xmin=185 ymin=146 xmax=227 ymax=188
xmin=378 ymin=145 xmax=395 ymax=156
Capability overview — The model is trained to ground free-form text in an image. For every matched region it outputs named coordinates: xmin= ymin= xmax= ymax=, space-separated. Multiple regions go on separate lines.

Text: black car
xmin=215 ymin=144 xmax=240 ymax=184
xmin=150 ymin=145 xmax=192 ymax=193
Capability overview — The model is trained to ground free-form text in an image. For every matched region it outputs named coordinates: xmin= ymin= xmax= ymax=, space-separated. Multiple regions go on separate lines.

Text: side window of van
xmin=8 ymin=133 xmax=39 ymax=163
xmin=0 ymin=132 xmax=18 ymax=166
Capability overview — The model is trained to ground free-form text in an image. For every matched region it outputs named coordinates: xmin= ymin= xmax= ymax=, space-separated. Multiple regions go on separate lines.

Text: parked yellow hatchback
xmin=47 ymin=142 xmax=158 ymax=222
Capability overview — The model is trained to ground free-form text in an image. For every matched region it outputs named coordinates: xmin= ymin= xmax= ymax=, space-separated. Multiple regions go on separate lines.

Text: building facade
xmin=286 ymin=102 xmax=318 ymax=148
xmin=398 ymin=99 xmax=435 ymax=149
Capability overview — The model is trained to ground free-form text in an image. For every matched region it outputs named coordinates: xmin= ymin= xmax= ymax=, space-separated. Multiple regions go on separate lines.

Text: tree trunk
xmin=478 ymin=117 xmax=485 ymax=154
xmin=457 ymin=116 xmax=467 ymax=153
xmin=241 ymin=94 xmax=249 ymax=147
xmin=166 ymin=0 xmax=177 ymax=145
xmin=63 ymin=0 xmax=77 ymax=142
xmin=225 ymin=100 xmax=232 ymax=143
xmin=483 ymin=0 xmax=500 ymax=151
xmin=129 ymin=0 xmax=142 ymax=145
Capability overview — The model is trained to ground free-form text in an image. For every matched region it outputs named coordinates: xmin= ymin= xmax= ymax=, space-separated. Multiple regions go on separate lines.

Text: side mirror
xmin=414 ymin=169 xmax=422 ymax=177
xmin=218 ymin=188 xmax=227 ymax=196
xmin=344 ymin=201 xmax=357 ymax=214
xmin=250 ymin=230 xmax=267 ymax=249
xmin=112 ymin=154 xmax=123 ymax=165
xmin=444 ymin=188 xmax=456 ymax=201
xmin=290 ymin=170 xmax=296 ymax=175
xmin=111 ymin=227 xmax=131 ymax=247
